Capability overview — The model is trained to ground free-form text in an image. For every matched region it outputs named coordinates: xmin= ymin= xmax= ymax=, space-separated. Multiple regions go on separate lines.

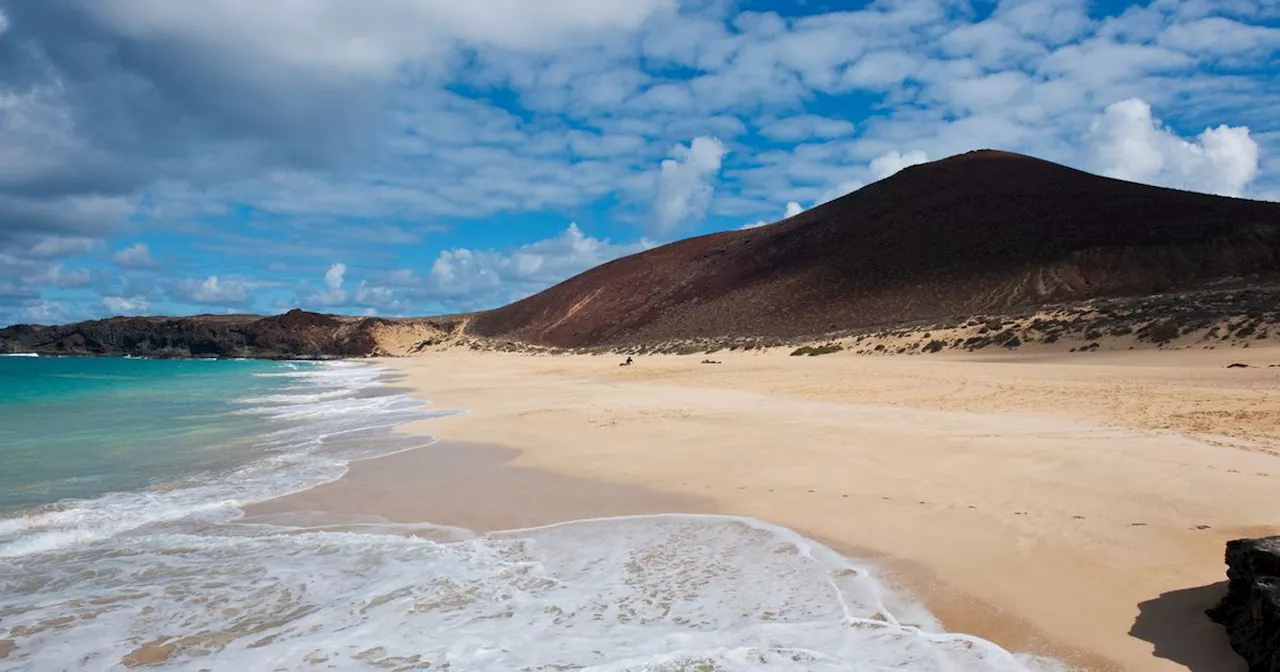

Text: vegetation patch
xmin=1141 ymin=319 xmax=1180 ymax=343
xmin=791 ymin=343 xmax=843 ymax=356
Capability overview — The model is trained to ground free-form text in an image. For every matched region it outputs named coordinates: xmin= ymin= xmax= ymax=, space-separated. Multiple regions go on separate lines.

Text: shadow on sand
xmin=1129 ymin=582 xmax=1245 ymax=672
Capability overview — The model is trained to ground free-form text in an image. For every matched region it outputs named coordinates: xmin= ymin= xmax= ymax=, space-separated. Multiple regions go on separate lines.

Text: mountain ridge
xmin=468 ymin=149 xmax=1280 ymax=347
xmin=5 ymin=149 xmax=1279 ymax=357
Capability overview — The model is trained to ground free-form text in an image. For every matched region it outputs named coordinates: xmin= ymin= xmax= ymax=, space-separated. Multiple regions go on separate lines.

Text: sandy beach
xmin=251 ymin=346 xmax=1280 ymax=671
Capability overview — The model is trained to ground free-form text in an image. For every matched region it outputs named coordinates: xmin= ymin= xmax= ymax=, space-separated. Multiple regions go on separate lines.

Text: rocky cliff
xmin=1208 ymin=536 xmax=1280 ymax=671
xmin=0 ymin=310 xmax=468 ymax=359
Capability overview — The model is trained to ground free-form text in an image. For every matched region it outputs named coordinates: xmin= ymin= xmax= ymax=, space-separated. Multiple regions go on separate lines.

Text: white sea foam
xmin=0 ymin=361 xmax=441 ymax=559
xmin=0 ymin=515 xmax=1060 ymax=671
xmin=0 ymin=360 xmax=1068 ymax=671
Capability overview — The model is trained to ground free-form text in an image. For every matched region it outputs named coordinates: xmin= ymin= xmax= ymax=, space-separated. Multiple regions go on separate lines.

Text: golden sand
xmin=255 ymin=346 xmax=1280 ymax=671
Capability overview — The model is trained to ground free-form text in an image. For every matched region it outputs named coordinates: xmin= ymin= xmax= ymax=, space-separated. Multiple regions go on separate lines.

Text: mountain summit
xmin=471 ymin=150 xmax=1280 ymax=347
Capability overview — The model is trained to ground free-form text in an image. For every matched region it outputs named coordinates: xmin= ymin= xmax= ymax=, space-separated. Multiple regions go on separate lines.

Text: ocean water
xmin=0 ymin=356 xmax=1064 ymax=671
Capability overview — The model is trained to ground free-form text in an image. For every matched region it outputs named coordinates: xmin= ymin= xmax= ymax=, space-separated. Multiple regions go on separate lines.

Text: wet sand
xmin=253 ymin=346 xmax=1280 ymax=671
xmin=246 ymin=441 xmax=711 ymax=532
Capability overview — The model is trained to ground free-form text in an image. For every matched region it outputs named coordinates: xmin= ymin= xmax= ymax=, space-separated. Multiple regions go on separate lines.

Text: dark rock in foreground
xmin=1208 ymin=536 xmax=1280 ymax=671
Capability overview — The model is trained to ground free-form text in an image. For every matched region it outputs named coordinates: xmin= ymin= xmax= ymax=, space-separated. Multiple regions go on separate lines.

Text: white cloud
xmin=52 ymin=267 xmax=92 ymax=288
xmin=18 ymin=263 xmax=92 ymax=288
xmin=305 ymin=263 xmax=354 ymax=307
xmin=6 ymin=0 xmax=1280 ymax=326
xmin=27 ymin=237 xmax=95 ymax=259
xmin=0 ymin=9 xmax=8 ymax=36
xmin=83 ymin=0 xmax=676 ymax=78
xmin=325 ymin=263 xmax=346 ymax=292
xmin=757 ymin=115 xmax=855 ymax=142
xmin=654 ymin=136 xmax=728 ymax=233
xmin=102 ymin=295 xmax=150 ymax=315
xmin=739 ymin=200 xmax=806 ymax=230
xmin=869 ymin=150 xmax=930 ymax=180
xmin=809 ymin=150 xmax=930 ymax=206
xmin=428 ymin=223 xmax=652 ymax=307
xmin=22 ymin=300 xmax=66 ymax=324
xmin=814 ymin=180 xmax=866 ymax=207
xmin=1087 ymin=98 xmax=1259 ymax=197
xmin=301 ymin=262 xmax=410 ymax=313
xmin=174 ymin=276 xmax=252 ymax=305
xmin=113 ymin=242 xmax=156 ymax=268
xmin=1158 ymin=17 xmax=1280 ymax=57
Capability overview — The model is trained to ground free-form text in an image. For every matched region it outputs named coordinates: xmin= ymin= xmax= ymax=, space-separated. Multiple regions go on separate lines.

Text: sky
xmin=1 ymin=0 xmax=1278 ymax=325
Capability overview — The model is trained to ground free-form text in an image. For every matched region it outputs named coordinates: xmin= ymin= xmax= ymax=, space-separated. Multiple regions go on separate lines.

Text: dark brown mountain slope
xmin=470 ymin=150 xmax=1280 ymax=348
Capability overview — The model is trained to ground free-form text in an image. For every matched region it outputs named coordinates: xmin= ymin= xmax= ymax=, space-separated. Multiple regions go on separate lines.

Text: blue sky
xmin=1 ymin=0 xmax=1278 ymax=325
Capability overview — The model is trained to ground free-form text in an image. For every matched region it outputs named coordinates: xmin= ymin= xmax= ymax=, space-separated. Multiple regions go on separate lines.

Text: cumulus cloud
xmin=77 ymin=0 xmax=675 ymax=75
xmin=102 ymin=296 xmax=150 ymax=315
xmin=27 ymin=237 xmax=96 ymax=259
xmin=757 ymin=115 xmax=855 ymax=142
xmin=739 ymin=201 xmax=807 ymax=230
xmin=302 ymin=262 xmax=409 ymax=313
xmin=869 ymin=150 xmax=930 ymax=180
xmin=22 ymin=300 xmax=66 ymax=324
xmin=174 ymin=276 xmax=253 ymax=305
xmin=113 ymin=243 xmax=156 ymax=268
xmin=1087 ymin=98 xmax=1259 ymax=197
xmin=11 ymin=262 xmax=93 ymax=289
xmin=811 ymin=150 xmax=930 ymax=206
xmin=0 ymin=194 xmax=134 ymax=247
xmin=428 ymin=223 xmax=652 ymax=308
xmin=1158 ymin=17 xmax=1280 ymax=58
xmin=305 ymin=263 xmax=352 ymax=306
xmin=654 ymin=136 xmax=728 ymax=234
xmin=325 ymin=263 xmax=346 ymax=292
xmin=3 ymin=0 xmax=1279 ymax=324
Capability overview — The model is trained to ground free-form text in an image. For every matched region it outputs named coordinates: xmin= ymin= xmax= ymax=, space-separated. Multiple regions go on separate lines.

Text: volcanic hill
xmin=5 ymin=149 xmax=1280 ymax=358
xmin=470 ymin=150 xmax=1280 ymax=348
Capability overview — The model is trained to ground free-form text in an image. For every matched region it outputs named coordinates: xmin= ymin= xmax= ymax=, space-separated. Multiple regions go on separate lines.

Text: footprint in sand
xmin=1129 ymin=523 xmax=1148 ymax=527
xmin=1193 ymin=525 xmax=1212 ymax=530
xmin=1072 ymin=516 xmax=1085 ymax=520
xmin=1013 ymin=512 xmax=1027 ymax=516
xmin=968 ymin=505 xmax=978 ymax=509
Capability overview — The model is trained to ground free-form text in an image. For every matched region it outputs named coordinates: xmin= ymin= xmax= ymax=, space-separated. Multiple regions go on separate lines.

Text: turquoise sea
xmin=0 ymin=356 xmax=440 ymax=557
xmin=0 ymin=356 xmax=286 ymax=513
xmin=0 ymin=356 xmax=1056 ymax=671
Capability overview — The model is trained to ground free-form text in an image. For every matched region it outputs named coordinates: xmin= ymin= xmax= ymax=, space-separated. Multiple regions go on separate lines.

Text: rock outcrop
xmin=1208 ymin=536 xmax=1280 ymax=671
xmin=0 ymin=310 xmax=468 ymax=359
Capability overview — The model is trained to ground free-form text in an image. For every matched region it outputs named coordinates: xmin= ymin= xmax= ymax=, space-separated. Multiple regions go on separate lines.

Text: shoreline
xmin=247 ymin=441 xmax=1098 ymax=669
xmin=252 ymin=347 xmax=1280 ymax=670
